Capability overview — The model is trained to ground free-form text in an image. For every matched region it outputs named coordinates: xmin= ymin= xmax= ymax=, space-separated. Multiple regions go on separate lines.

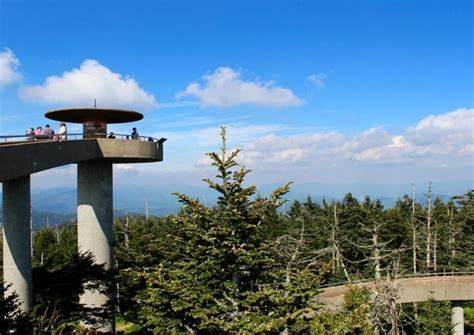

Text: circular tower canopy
xmin=45 ymin=107 xmax=143 ymax=138
xmin=45 ymin=107 xmax=143 ymax=124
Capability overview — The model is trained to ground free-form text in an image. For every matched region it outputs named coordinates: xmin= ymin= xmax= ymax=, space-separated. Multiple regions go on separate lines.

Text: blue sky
xmin=0 ymin=0 xmax=473 ymax=195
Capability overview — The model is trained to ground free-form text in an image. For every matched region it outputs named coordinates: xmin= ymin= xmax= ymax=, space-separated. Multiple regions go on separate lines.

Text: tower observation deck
xmin=1 ymin=107 xmax=166 ymax=332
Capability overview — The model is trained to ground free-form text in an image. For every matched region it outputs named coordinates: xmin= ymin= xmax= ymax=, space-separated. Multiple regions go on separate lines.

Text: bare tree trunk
xmin=389 ymin=292 xmax=399 ymax=335
xmin=145 ymin=194 xmax=149 ymax=221
xmin=412 ymin=184 xmax=417 ymax=275
xmin=55 ymin=225 xmax=60 ymax=243
xmin=331 ymin=204 xmax=350 ymax=281
xmin=448 ymin=205 xmax=455 ymax=265
xmin=373 ymin=224 xmax=381 ymax=281
xmin=433 ymin=229 xmax=438 ymax=272
xmin=412 ymin=186 xmax=419 ymax=318
xmin=336 ymin=243 xmax=350 ymax=282
xmin=124 ymin=211 xmax=130 ymax=251
xmin=331 ymin=204 xmax=337 ymax=274
xmin=285 ymin=220 xmax=305 ymax=285
xmin=282 ymin=220 xmax=305 ymax=335
xmin=426 ymin=182 xmax=432 ymax=271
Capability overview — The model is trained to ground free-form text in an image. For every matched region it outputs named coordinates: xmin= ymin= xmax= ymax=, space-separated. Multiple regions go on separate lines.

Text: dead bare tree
xmin=411 ymin=184 xmax=417 ymax=275
xmin=124 ymin=210 xmax=130 ymax=251
xmin=425 ymin=182 xmax=433 ymax=271
xmin=448 ymin=203 xmax=455 ymax=266
xmin=433 ymin=229 xmax=438 ymax=272
xmin=285 ymin=218 xmax=305 ymax=285
xmin=330 ymin=204 xmax=350 ymax=281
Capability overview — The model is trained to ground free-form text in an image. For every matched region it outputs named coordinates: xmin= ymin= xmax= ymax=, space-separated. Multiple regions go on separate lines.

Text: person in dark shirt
xmin=43 ymin=124 xmax=55 ymax=139
xmin=131 ymin=127 xmax=140 ymax=140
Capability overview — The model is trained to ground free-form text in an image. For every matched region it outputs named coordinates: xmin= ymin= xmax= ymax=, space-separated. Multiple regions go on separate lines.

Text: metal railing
xmin=0 ymin=133 xmax=165 ymax=143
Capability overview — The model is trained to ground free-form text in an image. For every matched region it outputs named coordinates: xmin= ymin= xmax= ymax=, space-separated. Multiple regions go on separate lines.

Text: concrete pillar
xmin=77 ymin=160 xmax=114 ymax=333
xmin=2 ymin=175 xmax=32 ymax=312
xmin=451 ymin=300 xmax=464 ymax=335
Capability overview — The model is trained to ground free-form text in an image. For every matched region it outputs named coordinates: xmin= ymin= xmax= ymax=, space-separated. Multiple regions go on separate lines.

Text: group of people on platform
xmin=108 ymin=127 xmax=142 ymax=140
xmin=26 ymin=122 xmax=67 ymax=141
xmin=26 ymin=124 xmax=147 ymax=141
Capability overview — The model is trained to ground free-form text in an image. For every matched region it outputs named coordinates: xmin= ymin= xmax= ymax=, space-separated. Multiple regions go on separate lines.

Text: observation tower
xmin=0 ymin=107 xmax=166 ymax=332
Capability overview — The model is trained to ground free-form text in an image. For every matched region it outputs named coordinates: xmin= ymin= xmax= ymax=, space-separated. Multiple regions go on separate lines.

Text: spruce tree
xmin=0 ymin=282 xmax=32 ymax=333
xmin=137 ymin=127 xmax=321 ymax=333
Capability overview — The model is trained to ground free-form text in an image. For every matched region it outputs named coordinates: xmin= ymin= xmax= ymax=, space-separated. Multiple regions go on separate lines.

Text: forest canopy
xmin=1 ymin=127 xmax=473 ymax=333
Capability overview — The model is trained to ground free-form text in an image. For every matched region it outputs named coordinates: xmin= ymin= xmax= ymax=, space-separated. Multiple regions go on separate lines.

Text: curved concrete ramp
xmin=0 ymin=139 xmax=163 ymax=183
xmin=319 ymin=275 xmax=474 ymax=310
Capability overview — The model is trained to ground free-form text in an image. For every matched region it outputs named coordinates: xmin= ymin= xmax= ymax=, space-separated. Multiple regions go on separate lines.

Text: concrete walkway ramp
xmin=0 ymin=138 xmax=163 ymax=183
xmin=319 ymin=275 xmax=474 ymax=309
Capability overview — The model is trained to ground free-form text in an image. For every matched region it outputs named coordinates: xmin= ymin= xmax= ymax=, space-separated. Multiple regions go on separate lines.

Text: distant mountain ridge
xmin=0 ymin=181 xmax=471 ymax=229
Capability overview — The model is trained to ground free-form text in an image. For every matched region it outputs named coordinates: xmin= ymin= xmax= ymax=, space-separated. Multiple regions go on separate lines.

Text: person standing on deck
xmin=131 ymin=127 xmax=140 ymax=140
xmin=59 ymin=122 xmax=67 ymax=140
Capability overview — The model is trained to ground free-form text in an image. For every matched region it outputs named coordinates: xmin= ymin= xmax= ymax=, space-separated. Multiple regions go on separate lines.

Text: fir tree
xmin=137 ymin=127 xmax=321 ymax=333
xmin=0 ymin=282 xmax=32 ymax=333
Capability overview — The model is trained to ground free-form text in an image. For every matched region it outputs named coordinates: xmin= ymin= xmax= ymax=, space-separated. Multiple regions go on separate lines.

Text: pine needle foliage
xmin=0 ymin=282 xmax=32 ymax=333
xmin=137 ymin=127 xmax=321 ymax=334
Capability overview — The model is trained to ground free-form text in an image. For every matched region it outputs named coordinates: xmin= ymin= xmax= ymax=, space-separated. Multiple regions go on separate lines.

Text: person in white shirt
xmin=59 ymin=122 xmax=67 ymax=140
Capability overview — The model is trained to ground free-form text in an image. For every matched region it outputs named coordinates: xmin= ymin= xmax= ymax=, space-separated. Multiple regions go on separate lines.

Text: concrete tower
xmin=1 ymin=107 xmax=165 ymax=332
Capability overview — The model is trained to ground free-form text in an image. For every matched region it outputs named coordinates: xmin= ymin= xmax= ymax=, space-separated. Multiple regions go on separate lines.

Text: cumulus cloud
xmin=405 ymin=108 xmax=473 ymax=145
xmin=354 ymin=108 xmax=474 ymax=162
xmin=176 ymin=67 xmax=302 ymax=108
xmin=240 ymin=132 xmax=345 ymax=165
xmin=20 ymin=59 xmax=157 ymax=110
xmin=0 ymin=48 xmax=21 ymax=86
xmin=238 ymin=108 xmax=474 ymax=167
xmin=338 ymin=126 xmax=392 ymax=158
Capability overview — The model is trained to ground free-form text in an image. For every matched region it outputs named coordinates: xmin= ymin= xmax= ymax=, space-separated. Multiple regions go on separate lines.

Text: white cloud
xmin=176 ymin=67 xmax=302 ymax=108
xmin=20 ymin=59 xmax=158 ymax=110
xmin=337 ymin=126 xmax=392 ymax=158
xmin=29 ymin=108 xmax=474 ymax=187
xmin=158 ymin=123 xmax=284 ymax=148
xmin=459 ymin=144 xmax=474 ymax=155
xmin=115 ymin=164 xmax=135 ymax=171
xmin=307 ymin=73 xmax=328 ymax=88
xmin=238 ymin=108 xmax=474 ymax=168
xmin=354 ymin=108 xmax=474 ymax=162
xmin=160 ymin=101 xmax=200 ymax=108
xmin=271 ymin=148 xmax=305 ymax=162
xmin=0 ymin=48 xmax=21 ymax=86
xmin=405 ymin=108 xmax=473 ymax=146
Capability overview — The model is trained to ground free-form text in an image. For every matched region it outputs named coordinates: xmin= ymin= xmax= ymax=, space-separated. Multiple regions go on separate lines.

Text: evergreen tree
xmin=0 ymin=282 xmax=32 ymax=333
xmin=451 ymin=189 xmax=474 ymax=271
xmin=114 ymin=214 xmax=181 ymax=321
xmin=415 ymin=298 xmax=452 ymax=334
xmin=137 ymin=128 xmax=321 ymax=333
xmin=31 ymin=223 xmax=112 ymax=331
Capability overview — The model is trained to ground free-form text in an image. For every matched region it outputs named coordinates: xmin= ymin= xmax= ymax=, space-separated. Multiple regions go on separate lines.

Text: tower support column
xmin=451 ymin=300 xmax=464 ymax=335
xmin=2 ymin=175 xmax=32 ymax=312
xmin=77 ymin=160 xmax=114 ymax=332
